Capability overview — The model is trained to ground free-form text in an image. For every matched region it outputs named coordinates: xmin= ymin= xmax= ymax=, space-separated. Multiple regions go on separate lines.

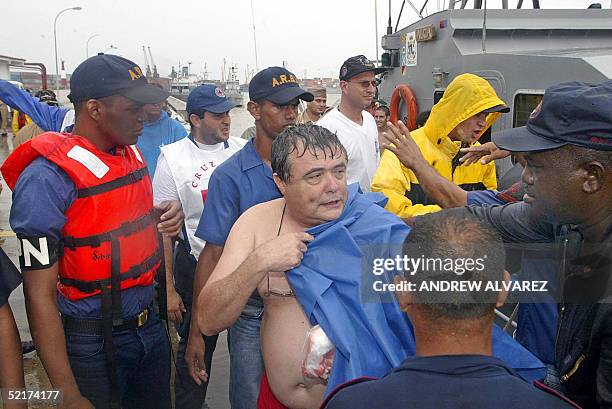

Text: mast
xmin=250 ymin=0 xmax=259 ymax=71
xmin=375 ymin=0 xmax=380 ymax=65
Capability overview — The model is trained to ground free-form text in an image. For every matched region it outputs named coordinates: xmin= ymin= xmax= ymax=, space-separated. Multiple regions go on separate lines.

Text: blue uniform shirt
xmin=195 ymin=138 xmax=281 ymax=246
xmin=136 ymin=111 xmax=187 ymax=176
xmin=467 ymin=189 xmax=506 ymax=206
xmin=323 ymin=355 xmax=576 ymax=409
xmin=10 ymin=157 xmax=153 ymax=319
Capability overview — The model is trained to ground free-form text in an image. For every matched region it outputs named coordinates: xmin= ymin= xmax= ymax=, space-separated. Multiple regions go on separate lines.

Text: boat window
xmin=433 ymin=89 xmax=445 ymax=105
xmin=513 ymin=93 xmax=543 ymax=127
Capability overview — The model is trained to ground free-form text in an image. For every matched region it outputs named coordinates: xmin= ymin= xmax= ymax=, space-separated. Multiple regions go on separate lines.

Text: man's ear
xmin=496 ymin=270 xmax=511 ymax=308
xmin=189 ymin=114 xmax=201 ymax=130
xmin=247 ymin=101 xmax=261 ymax=120
xmin=273 ymin=173 xmax=287 ymax=196
xmin=339 ymin=80 xmax=349 ymax=96
xmin=394 ymin=275 xmax=412 ymax=312
xmin=86 ymin=99 xmax=102 ymax=121
xmin=581 ymin=161 xmax=606 ymax=194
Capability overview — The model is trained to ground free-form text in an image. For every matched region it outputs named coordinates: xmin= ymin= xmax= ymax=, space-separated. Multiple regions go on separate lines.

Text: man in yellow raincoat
xmin=371 ymin=73 xmax=508 ymax=218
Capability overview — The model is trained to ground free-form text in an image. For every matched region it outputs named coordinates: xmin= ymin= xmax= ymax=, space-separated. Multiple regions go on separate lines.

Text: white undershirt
xmin=317 ymin=107 xmax=380 ymax=192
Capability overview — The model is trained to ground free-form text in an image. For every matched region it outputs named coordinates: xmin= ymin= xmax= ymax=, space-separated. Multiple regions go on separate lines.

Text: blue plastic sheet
xmin=287 ymin=184 xmax=545 ymax=394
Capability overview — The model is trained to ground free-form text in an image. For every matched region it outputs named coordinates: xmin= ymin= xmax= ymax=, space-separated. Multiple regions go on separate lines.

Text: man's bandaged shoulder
xmin=17 ymin=234 xmax=60 ymax=270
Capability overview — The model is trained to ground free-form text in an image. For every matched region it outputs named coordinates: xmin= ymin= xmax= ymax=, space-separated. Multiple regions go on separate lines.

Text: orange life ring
xmin=390 ymin=84 xmax=418 ymax=131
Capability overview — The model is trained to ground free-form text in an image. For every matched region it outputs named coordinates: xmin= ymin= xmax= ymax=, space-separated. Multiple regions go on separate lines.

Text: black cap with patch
xmin=68 ymin=53 xmax=169 ymax=104
xmin=493 ymin=80 xmax=612 ymax=152
xmin=339 ymin=55 xmax=386 ymax=81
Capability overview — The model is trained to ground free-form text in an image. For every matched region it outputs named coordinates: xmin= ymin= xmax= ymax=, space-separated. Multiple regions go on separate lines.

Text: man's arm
xmin=184 ymin=167 xmax=240 ymax=384
xmin=185 ymin=243 xmax=223 ymax=385
xmin=197 ymin=211 xmax=313 ymax=335
xmin=464 ymin=202 xmax=555 ymax=243
xmin=377 ymin=121 xmax=467 ymax=210
xmin=23 ymin=264 xmax=93 ymax=408
xmin=371 ymin=149 xmax=443 ymax=218
xmin=0 ymin=303 xmax=26 ymax=409
xmin=151 ymin=153 xmax=186 ymax=322
xmin=0 ymin=79 xmax=68 ymax=132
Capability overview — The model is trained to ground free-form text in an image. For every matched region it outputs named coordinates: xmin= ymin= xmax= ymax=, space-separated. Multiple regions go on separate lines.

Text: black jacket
xmin=465 ymin=202 xmax=612 ymax=408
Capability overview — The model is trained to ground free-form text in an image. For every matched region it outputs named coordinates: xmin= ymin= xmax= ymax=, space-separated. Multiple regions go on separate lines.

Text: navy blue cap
xmin=339 ymin=55 xmax=386 ymax=81
xmin=249 ymin=67 xmax=313 ymax=104
xmin=493 ymin=81 xmax=612 ymax=152
xmin=186 ymin=85 xmax=236 ymax=114
xmin=68 ymin=53 xmax=169 ymax=104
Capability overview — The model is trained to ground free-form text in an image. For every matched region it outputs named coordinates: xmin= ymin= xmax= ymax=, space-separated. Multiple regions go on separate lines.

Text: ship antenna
xmin=387 ymin=0 xmax=393 ymax=34
xmin=250 ymin=0 xmax=259 ymax=71
xmin=375 ymin=0 xmax=380 ymax=65
xmin=481 ymin=0 xmax=487 ymax=53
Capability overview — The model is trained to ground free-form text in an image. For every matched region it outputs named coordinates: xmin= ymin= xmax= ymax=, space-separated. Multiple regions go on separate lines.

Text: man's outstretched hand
xmin=381 ymin=121 xmax=427 ymax=169
xmin=459 ymin=142 xmax=510 ymax=166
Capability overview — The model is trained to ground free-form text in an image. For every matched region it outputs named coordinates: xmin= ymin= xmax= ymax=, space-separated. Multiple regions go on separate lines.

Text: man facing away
xmin=186 ymin=67 xmax=313 ymax=408
xmin=371 ymin=73 xmax=504 ymax=218
xmin=152 ymin=84 xmax=246 ymax=409
xmin=317 ymin=55 xmax=385 ymax=192
xmin=323 ymin=210 xmax=578 ymax=409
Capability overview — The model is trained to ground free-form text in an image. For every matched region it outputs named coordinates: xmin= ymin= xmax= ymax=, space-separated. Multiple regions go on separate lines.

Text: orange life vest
xmin=2 ymin=132 xmax=160 ymax=301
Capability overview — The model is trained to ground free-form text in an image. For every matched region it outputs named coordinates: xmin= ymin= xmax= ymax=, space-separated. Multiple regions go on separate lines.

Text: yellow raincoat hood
xmin=422 ymin=73 xmax=506 ymax=145
xmin=371 ymin=73 xmax=505 ymax=218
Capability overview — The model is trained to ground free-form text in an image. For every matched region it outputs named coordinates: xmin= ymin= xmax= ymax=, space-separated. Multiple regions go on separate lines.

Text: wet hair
xmin=402 ymin=208 xmax=506 ymax=321
xmin=375 ymin=105 xmax=390 ymax=117
xmin=416 ymin=110 xmax=431 ymax=128
xmin=272 ymin=123 xmax=347 ymax=183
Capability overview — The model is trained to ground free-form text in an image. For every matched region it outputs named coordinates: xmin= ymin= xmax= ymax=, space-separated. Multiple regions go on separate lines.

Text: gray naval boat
xmin=378 ymin=0 xmax=612 ymax=176
xmin=377 ymin=0 xmax=612 ymax=329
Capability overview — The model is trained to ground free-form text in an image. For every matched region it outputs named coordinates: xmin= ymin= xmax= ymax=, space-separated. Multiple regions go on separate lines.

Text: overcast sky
xmin=2 ymin=0 xmax=609 ymax=81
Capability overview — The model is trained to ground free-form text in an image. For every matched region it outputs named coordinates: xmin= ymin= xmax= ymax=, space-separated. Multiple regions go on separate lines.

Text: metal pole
xmin=53 ymin=6 xmax=82 ymax=91
xmin=387 ymin=0 xmax=393 ymax=34
xmin=86 ymin=33 xmax=100 ymax=58
xmin=375 ymin=0 xmax=379 ymax=65
xmin=406 ymin=1 xmax=423 ymax=19
xmin=250 ymin=0 xmax=259 ymax=72
xmin=482 ymin=0 xmax=487 ymax=53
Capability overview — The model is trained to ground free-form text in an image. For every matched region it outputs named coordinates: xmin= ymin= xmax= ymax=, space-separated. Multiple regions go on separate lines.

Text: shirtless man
xmin=198 ymin=123 xmax=348 ymax=409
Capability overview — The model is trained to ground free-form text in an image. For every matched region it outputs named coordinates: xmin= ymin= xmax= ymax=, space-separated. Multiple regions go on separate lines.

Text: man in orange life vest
xmin=1 ymin=54 xmax=184 ymax=409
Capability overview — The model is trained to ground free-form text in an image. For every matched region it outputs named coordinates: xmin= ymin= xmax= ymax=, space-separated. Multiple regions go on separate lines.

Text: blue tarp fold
xmin=287 ymin=184 xmax=545 ymax=394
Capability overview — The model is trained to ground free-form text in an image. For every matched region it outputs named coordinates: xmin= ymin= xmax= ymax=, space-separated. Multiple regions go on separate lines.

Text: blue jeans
xmin=65 ymin=311 xmax=171 ymax=409
xmin=228 ymin=299 xmax=264 ymax=409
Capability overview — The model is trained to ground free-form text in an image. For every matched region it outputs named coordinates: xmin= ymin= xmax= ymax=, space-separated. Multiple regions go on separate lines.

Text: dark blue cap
xmin=186 ymin=85 xmax=235 ymax=114
xmin=68 ymin=53 xmax=168 ymax=104
xmin=494 ymin=80 xmax=612 ymax=152
xmin=249 ymin=67 xmax=313 ymax=104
